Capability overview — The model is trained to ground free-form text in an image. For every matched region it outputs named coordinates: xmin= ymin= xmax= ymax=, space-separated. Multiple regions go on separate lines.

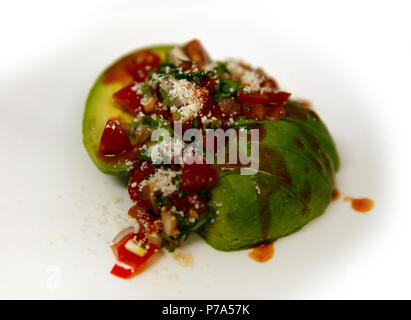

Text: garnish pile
xmin=97 ymin=40 xmax=291 ymax=278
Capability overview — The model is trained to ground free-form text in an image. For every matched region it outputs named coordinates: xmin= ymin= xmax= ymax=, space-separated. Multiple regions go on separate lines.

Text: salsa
xmin=97 ymin=39 xmax=292 ymax=278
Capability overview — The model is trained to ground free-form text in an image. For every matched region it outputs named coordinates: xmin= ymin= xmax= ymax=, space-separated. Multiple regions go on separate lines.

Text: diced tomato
xmin=128 ymin=204 xmax=162 ymax=233
xmin=126 ymin=50 xmax=161 ymax=82
xmin=113 ymin=83 xmax=144 ymax=116
xmin=181 ymin=163 xmax=218 ymax=192
xmin=103 ymin=50 xmax=160 ymax=85
xmin=200 ymin=75 xmax=219 ymax=95
xmin=261 ymin=78 xmax=278 ymax=90
xmin=241 ymin=103 xmax=267 ymax=120
xmin=236 ymin=90 xmax=290 ymax=105
xmin=128 ymin=164 xmax=156 ymax=203
xmin=110 ymin=264 xmax=134 ymax=279
xmin=111 ymin=232 xmax=159 ymax=278
xmin=169 ymin=192 xmax=208 ymax=215
xmin=266 ymin=91 xmax=291 ymax=104
xmin=236 ymin=91 xmax=271 ymax=104
xmin=152 ymin=102 xmax=170 ymax=120
xmin=185 ymin=39 xmax=209 ymax=66
xmin=99 ymin=119 xmax=131 ymax=154
xmin=214 ymin=97 xmax=241 ymax=119
xmin=265 ymin=103 xmax=286 ymax=121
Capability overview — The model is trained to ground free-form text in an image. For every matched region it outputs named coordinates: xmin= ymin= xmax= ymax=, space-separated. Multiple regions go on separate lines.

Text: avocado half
xmin=200 ymin=101 xmax=339 ymax=250
xmin=82 ymin=44 xmax=339 ymax=251
xmin=82 ymin=45 xmax=173 ymax=176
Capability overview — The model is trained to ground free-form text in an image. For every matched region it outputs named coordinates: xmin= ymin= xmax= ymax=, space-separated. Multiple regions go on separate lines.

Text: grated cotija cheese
xmin=138 ymin=169 xmax=181 ymax=196
xmin=160 ymin=78 xmax=206 ymax=122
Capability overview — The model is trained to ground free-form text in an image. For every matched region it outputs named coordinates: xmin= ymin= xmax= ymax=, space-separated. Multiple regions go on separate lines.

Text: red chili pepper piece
xmin=110 ymin=232 xmax=159 ymax=278
xmin=110 ymin=264 xmax=134 ymax=279
xmin=99 ymin=119 xmax=131 ymax=154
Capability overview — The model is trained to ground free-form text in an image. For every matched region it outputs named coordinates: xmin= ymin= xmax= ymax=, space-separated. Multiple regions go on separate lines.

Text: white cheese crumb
xmin=139 ymin=169 xmax=181 ymax=196
xmin=130 ymin=82 xmax=143 ymax=94
xmin=160 ymin=78 xmax=206 ymax=122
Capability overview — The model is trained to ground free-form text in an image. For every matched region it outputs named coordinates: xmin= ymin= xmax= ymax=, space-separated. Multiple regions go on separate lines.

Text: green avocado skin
xmin=200 ymin=102 xmax=339 ymax=251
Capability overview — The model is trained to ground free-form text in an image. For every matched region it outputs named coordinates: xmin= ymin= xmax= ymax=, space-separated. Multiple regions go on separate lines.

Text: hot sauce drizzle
xmin=332 ymin=188 xmax=340 ymax=201
xmin=249 ymin=242 xmax=275 ymax=263
xmin=344 ymin=197 xmax=374 ymax=213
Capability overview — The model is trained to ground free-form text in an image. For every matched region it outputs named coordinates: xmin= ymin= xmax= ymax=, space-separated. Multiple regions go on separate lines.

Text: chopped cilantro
xmin=142 ymin=115 xmax=156 ymax=127
xmin=213 ymin=79 xmax=242 ymax=103
xmin=139 ymin=147 xmax=152 ymax=162
xmin=141 ymin=84 xmax=152 ymax=97
xmin=162 ymin=208 xmax=216 ymax=252
xmin=215 ymin=62 xmax=231 ymax=77
xmin=160 ymin=88 xmax=173 ymax=106
xmin=192 ymin=118 xmax=199 ymax=128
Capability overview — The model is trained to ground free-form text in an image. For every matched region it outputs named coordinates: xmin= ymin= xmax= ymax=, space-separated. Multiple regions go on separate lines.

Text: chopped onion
xmin=161 ymin=208 xmax=179 ymax=238
xmin=147 ymin=232 xmax=163 ymax=247
xmin=111 ymin=225 xmax=139 ymax=244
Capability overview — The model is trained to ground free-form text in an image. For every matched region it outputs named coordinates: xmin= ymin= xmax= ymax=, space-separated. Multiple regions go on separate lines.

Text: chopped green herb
xmin=214 ymin=79 xmax=242 ymax=103
xmin=192 ymin=118 xmax=199 ymax=128
xmin=160 ymin=88 xmax=173 ymax=106
xmin=141 ymin=84 xmax=152 ymax=97
xmin=161 ymin=207 xmax=216 ymax=253
xmin=139 ymin=147 xmax=152 ymax=162
xmin=142 ymin=115 xmax=156 ymax=127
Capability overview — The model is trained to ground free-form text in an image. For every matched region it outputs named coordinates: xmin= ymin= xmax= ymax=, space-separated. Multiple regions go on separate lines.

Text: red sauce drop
xmin=344 ymin=197 xmax=374 ymax=213
xmin=248 ymin=242 xmax=274 ymax=263
xmin=332 ymin=188 xmax=340 ymax=201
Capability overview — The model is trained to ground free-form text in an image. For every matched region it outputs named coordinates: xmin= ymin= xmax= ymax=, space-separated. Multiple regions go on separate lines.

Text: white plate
xmin=0 ymin=0 xmax=410 ymax=299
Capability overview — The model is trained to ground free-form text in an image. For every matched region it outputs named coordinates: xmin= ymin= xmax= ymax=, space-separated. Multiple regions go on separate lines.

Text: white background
xmin=0 ymin=0 xmax=410 ymax=299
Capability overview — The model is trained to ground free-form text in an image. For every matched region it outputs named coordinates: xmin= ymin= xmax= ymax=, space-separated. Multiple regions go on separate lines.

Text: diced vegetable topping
xmin=110 ymin=232 xmax=159 ymax=278
xmin=98 ymin=39 xmax=294 ymax=278
xmin=99 ymin=119 xmax=131 ymax=154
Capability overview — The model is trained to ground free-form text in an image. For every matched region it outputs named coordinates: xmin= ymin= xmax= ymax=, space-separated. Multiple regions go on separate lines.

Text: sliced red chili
xmin=99 ymin=119 xmax=131 ymax=154
xmin=111 ymin=232 xmax=159 ymax=276
xmin=110 ymin=264 xmax=134 ymax=279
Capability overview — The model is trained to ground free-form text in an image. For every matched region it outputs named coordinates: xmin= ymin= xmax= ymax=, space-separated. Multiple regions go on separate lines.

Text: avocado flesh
xmin=200 ymin=102 xmax=339 ymax=251
xmin=82 ymin=45 xmax=174 ymax=176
